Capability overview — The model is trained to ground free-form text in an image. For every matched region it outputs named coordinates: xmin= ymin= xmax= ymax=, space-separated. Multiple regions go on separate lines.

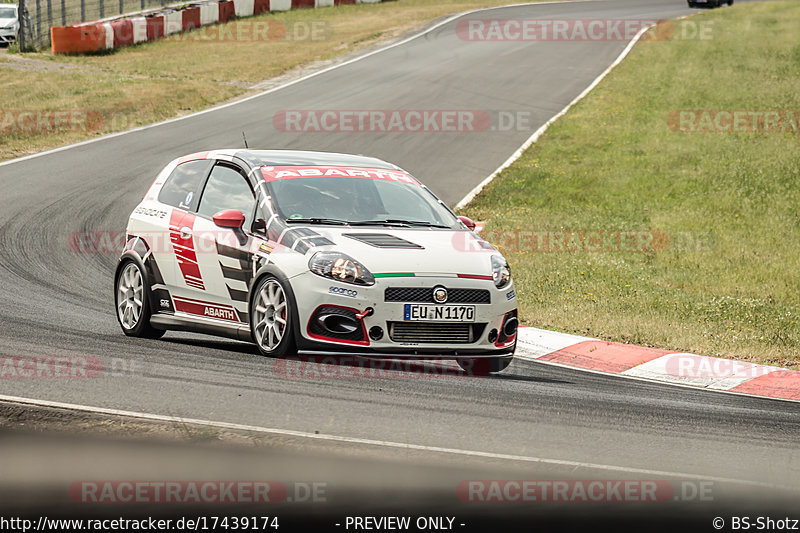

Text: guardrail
xmin=17 ymin=0 xmax=181 ymax=50
xmin=15 ymin=0 xmax=370 ymax=52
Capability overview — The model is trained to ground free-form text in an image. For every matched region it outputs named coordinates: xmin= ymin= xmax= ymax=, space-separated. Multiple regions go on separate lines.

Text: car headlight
xmin=491 ymin=255 xmax=511 ymax=289
xmin=309 ymin=251 xmax=375 ymax=286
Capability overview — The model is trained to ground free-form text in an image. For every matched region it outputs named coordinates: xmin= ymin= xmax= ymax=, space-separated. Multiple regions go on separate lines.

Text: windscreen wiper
xmin=349 ymin=219 xmax=451 ymax=229
xmin=285 ymin=217 xmax=349 ymax=225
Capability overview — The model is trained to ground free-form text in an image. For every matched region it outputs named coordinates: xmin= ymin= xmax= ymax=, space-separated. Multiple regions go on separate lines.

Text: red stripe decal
xmin=169 ymin=211 xmax=205 ymax=290
xmin=173 ymin=297 xmax=240 ymax=322
xmin=176 ymin=151 xmax=210 ymax=165
xmin=457 ymin=274 xmax=493 ymax=280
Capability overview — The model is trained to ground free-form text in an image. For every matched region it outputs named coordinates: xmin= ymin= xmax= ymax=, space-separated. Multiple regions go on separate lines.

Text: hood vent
xmin=343 ymin=233 xmax=424 ymax=249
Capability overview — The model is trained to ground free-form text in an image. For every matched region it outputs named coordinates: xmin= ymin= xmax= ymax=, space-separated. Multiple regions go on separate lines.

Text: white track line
xmin=0 ymin=393 xmax=793 ymax=491
xmin=0 ymin=0 xmax=598 ymax=168
xmin=455 ymin=21 xmax=652 ymax=208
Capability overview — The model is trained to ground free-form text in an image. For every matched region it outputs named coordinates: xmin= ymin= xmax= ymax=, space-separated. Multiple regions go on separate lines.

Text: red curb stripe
xmin=540 ymin=340 xmax=672 ymax=373
xmin=729 ymin=370 xmax=800 ymax=401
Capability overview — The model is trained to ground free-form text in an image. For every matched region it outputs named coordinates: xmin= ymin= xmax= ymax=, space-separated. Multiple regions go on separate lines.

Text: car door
xmin=179 ymin=161 xmax=259 ymax=325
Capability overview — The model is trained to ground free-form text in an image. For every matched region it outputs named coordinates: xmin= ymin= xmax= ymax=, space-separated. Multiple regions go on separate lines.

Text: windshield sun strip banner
xmin=260 ymin=166 xmax=421 ymax=186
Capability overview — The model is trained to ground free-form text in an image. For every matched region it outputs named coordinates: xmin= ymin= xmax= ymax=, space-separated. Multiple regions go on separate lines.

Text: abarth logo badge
xmin=433 ymin=286 xmax=448 ymax=304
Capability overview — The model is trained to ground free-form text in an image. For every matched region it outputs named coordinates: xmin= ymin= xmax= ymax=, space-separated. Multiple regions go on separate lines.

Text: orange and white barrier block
xmin=51 ymin=0 xmax=387 ymax=54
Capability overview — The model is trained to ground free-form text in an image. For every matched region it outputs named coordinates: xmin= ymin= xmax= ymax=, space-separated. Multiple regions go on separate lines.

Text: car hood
xmin=0 ymin=18 xmax=17 ymax=27
xmin=305 ymin=227 xmax=499 ymax=276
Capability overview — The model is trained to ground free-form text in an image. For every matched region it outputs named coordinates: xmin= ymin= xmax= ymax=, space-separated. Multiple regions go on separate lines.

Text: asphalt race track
xmin=0 ymin=0 xmax=797 ymax=528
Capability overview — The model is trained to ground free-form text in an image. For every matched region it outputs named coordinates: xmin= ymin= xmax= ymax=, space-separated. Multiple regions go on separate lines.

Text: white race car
xmin=115 ymin=150 xmax=518 ymax=374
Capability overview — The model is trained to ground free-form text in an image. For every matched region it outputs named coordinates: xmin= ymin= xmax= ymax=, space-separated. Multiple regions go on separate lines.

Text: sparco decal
xmin=133 ymin=207 xmax=168 ymax=219
xmin=328 ymin=286 xmax=358 ymax=298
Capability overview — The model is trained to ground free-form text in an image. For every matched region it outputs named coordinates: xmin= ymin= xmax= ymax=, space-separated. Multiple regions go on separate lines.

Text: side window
xmin=158 ymin=159 xmax=212 ymax=211
xmin=197 ymin=164 xmax=257 ymax=230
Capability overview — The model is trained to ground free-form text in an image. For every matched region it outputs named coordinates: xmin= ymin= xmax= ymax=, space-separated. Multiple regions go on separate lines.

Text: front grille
xmin=388 ymin=322 xmax=486 ymax=344
xmin=385 ymin=287 xmax=491 ymax=304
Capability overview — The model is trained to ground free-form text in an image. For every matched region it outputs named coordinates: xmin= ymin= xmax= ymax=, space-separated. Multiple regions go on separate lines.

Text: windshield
xmin=0 ymin=6 xmax=16 ymax=18
xmin=265 ymin=174 xmax=460 ymax=229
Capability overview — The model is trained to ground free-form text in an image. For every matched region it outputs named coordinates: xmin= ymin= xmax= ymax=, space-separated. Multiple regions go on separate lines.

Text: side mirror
xmin=458 ymin=215 xmax=477 ymax=231
xmin=213 ymin=209 xmax=246 ymax=229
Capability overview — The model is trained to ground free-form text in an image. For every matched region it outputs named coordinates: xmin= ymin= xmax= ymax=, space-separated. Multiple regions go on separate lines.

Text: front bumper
xmin=291 ymin=271 xmax=518 ymax=356
xmin=0 ymin=29 xmax=16 ymax=44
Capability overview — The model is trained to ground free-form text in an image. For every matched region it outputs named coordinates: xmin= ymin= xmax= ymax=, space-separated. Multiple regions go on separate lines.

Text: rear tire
xmin=115 ymin=260 xmax=165 ymax=339
xmin=250 ymin=275 xmax=297 ymax=357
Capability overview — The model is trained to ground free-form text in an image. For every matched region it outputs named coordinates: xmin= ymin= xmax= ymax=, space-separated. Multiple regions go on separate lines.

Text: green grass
xmin=460 ymin=1 xmax=800 ymax=369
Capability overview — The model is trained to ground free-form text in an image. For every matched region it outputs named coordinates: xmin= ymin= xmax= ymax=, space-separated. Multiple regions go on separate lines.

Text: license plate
xmin=403 ymin=304 xmax=475 ymax=322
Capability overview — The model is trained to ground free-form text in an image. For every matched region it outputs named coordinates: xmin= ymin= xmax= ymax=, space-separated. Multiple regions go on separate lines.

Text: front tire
xmin=250 ymin=275 xmax=296 ymax=357
xmin=115 ymin=260 xmax=165 ymax=339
